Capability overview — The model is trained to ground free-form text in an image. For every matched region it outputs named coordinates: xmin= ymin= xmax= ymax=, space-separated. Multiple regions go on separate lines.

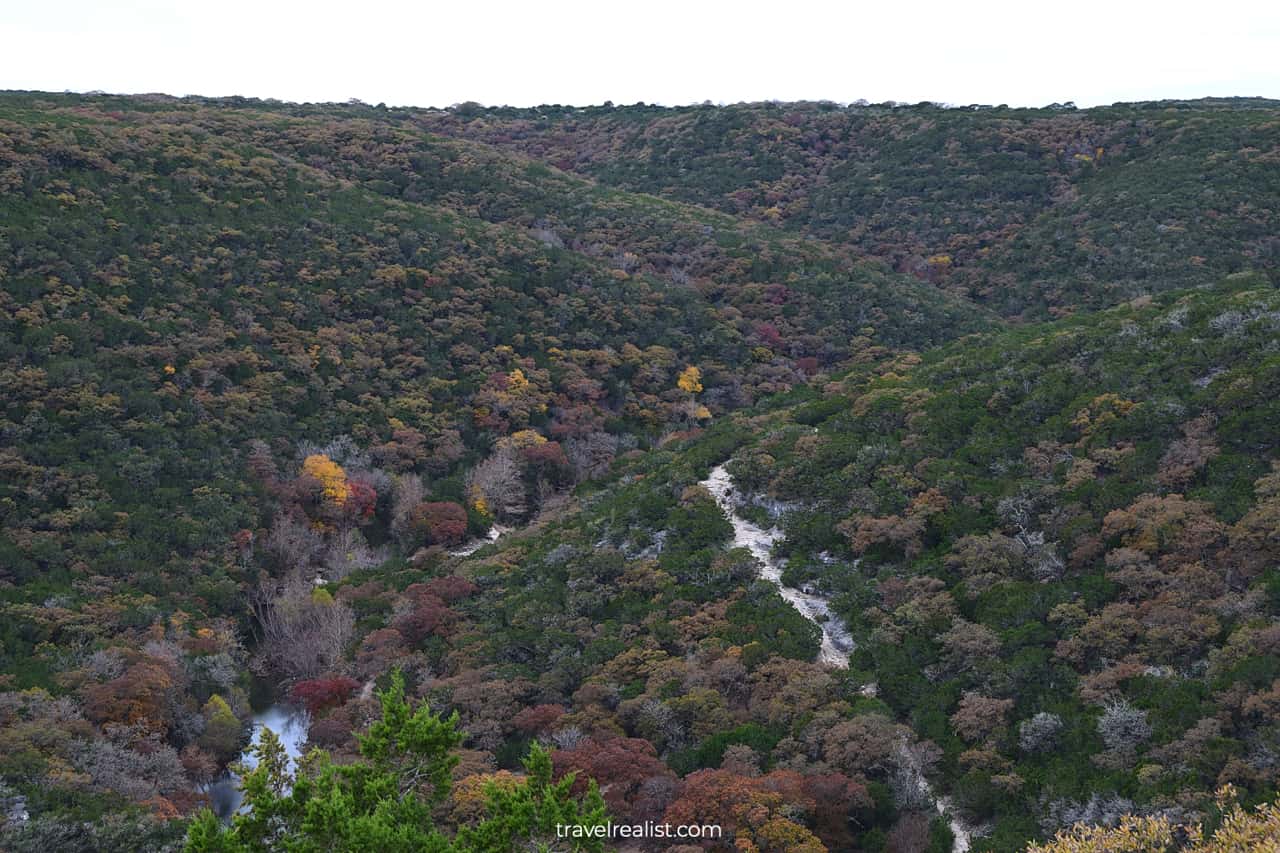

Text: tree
xmin=198 ymin=695 xmax=243 ymax=765
xmin=677 ymin=365 xmax=703 ymax=394
xmin=392 ymin=587 xmax=457 ymax=645
xmin=939 ymin=619 xmax=1001 ymax=675
xmin=1018 ymin=712 xmax=1064 ymax=754
xmin=423 ymin=576 xmax=479 ymax=604
xmin=357 ymin=628 xmax=408 ymax=678
xmin=564 ymin=432 xmax=618 ymax=482
xmin=302 ymin=454 xmax=348 ymax=506
xmin=290 ymin=677 xmax=361 ymax=714
xmin=951 ymin=693 xmax=1014 ymax=743
xmin=522 ymin=440 xmax=573 ymax=496
xmin=1226 ymin=460 xmax=1280 ymax=586
xmin=1155 ymin=414 xmax=1219 ymax=488
xmin=661 ymin=768 xmax=825 ymax=852
xmin=511 ymin=704 xmax=565 ymax=736
xmin=456 ymin=743 xmax=609 ymax=852
xmin=552 ymin=737 xmax=675 ymax=821
xmin=81 ymin=659 xmax=177 ymax=737
xmin=1097 ymin=698 xmax=1152 ymax=753
xmin=391 ymin=474 xmax=427 ymax=544
xmin=410 ymin=501 xmax=469 ymax=547
xmin=1027 ymin=787 xmax=1280 ymax=852
xmin=467 ymin=446 xmax=527 ymax=521
xmin=251 ymin=576 xmax=356 ymax=679
xmin=1101 ymin=494 xmax=1224 ymax=558
xmin=344 ymin=479 xmax=378 ymax=521
xmin=841 ymin=513 xmax=926 ymax=560
xmin=821 ymin=714 xmax=914 ymax=776
xmin=185 ymin=671 xmax=461 ymax=852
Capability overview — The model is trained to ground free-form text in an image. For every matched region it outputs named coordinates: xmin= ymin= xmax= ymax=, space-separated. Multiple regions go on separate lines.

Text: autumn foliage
xmin=410 ymin=501 xmax=469 ymax=547
xmin=289 ymin=676 xmax=362 ymax=713
xmin=302 ymin=454 xmax=349 ymax=505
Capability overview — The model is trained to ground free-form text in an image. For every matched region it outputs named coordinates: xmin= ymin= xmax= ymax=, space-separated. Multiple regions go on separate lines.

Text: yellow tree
xmin=303 ymin=454 xmax=348 ymax=505
xmin=677 ymin=365 xmax=703 ymax=394
xmin=1026 ymin=787 xmax=1280 ymax=852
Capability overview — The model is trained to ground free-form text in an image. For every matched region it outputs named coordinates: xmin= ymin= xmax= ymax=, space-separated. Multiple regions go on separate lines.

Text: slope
xmin=405 ymin=274 xmax=1280 ymax=850
xmin=414 ymin=99 xmax=1280 ymax=318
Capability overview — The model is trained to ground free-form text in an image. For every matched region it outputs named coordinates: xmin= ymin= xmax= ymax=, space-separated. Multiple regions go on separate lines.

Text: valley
xmin=1 ymin=91 xmax=1278 ymax=852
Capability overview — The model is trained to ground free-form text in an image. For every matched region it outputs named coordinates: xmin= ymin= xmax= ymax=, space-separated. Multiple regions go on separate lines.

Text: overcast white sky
xmin=6 ymin=0 xmax=1280 ymax=108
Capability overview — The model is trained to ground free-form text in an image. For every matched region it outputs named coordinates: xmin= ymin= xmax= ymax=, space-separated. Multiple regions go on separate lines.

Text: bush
xmin=1019 ymin=712 xmax=1065 ymax=753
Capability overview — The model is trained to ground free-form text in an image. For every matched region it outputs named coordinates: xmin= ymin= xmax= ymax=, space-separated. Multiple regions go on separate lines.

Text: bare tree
xmin=550 ymin=725 xmax=586 ymax=751
xmin=467 ymin=445 xmax=527 ymax=520
xmin=323 ymin=527 xmax=386 ymax=580
xmin=887 ymin=737 xmax=942 ymax=812
xmin=886 ymin=812 xmax=932 ymax=853
xmin=264 ymin=513 xmax=324 ymax=572
xmin=1018 ymin=712 xmax=1064 ymax=753
xmin=74 ymin=734 xmax=186 ymax=801
xmin=1098 ymin=698 xmax=1152 ymax=752
xmin=250 ymin=575 xmax=355 ymax=679
xmin=564 ymin=432 xmax=619 ymax=482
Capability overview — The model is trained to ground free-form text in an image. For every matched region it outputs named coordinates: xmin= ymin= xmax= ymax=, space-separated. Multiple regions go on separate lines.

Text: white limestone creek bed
xmin=701 ymin=464 xmax=973 ymax=851
xmin=701 ymin=464 xmax=855 ymax=668
xmin=449 ymin=523 xmax=512 ymax=557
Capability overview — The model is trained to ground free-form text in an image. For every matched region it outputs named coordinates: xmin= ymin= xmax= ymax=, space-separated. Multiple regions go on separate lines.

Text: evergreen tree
xmin=185 ymin=672 xmax=609 ymax=852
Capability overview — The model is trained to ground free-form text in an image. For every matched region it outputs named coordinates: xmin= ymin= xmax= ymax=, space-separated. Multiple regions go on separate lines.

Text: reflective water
xmin=205 ymin=703 xmax=311 ymax=819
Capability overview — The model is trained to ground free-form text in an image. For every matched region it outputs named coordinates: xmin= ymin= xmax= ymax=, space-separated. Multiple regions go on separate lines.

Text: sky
xmin=6 ymin=0 xmax=1280 ymax=109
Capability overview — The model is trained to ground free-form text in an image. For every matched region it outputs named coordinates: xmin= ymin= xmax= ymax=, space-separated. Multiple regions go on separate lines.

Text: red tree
xmin=554 ymin=737 xmax=678 ymax=822
xmin=289 ymin=676 xmax=361 ymax=713
xmin=393 ymin=586 xmax=457 ymax=643
xmin=424 ymin=575 xmax=479 ymax=603
xmin=410 ymin=501 xmax=468 ymax=546
xmin=511 ymin=704 xmax=565 ymax=735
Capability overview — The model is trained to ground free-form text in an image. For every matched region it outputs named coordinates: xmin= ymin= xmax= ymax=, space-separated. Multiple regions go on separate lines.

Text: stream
xmin=205 ymin=704 xmax=312 ymax=819
xmin=206 ymin=473 xmax=970 ymax=843
xmin=701 ymin=464 xmax=855 ymax=668
xmin=201 ymin=517 xmax=504 ymax=817
xmin=449 ymin=523 xmax=511 ymax=557
xmin=702 ymin=464 xmax=973 ymax=851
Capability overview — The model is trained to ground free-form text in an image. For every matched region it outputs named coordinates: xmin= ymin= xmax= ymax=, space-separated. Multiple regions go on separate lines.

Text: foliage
xmin=4 ymin=92 xmax=1280 ymax=851
xmin=1026 ymin=787 xmax=1280 ymax=852
xmin=184 ymin=671 xmax=606 ymax=852
xmin=418 ymin=99 xmax=1280 ymax=318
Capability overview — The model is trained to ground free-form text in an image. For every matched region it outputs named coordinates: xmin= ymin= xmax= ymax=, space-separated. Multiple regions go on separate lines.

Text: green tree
xmin=185 ymin=672 xmax=610 ymax=852
xmin=197 ymin=695 xmax=242 ymax=762
xmin=185 ymin=671 xmax=460 ymax=852
xmin=457 ymin=742 xmax=608 ymax=853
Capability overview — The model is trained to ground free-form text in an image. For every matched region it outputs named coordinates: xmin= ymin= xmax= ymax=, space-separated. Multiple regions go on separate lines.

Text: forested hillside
xmin=0 ymin=90 xmax=979 ymax=680
xmin=1 ymin=91 xmax=1278 ymax=852
xmin=417 ymin=99 xmax=1280 ymax=317
xmin=317 ymin=274 xmax=1278 ymax=852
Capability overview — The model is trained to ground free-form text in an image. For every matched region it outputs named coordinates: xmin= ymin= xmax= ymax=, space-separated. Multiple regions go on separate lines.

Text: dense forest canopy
xmin=414 ymin=98 xmax=1280 ymax=318
xmin=1 ymin=91 xmax=1278 ymax=852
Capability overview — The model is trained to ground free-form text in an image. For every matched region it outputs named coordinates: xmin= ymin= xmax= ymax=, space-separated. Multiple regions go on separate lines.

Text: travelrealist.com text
xmin=556 ymin=821 xmax=724 ymax=840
